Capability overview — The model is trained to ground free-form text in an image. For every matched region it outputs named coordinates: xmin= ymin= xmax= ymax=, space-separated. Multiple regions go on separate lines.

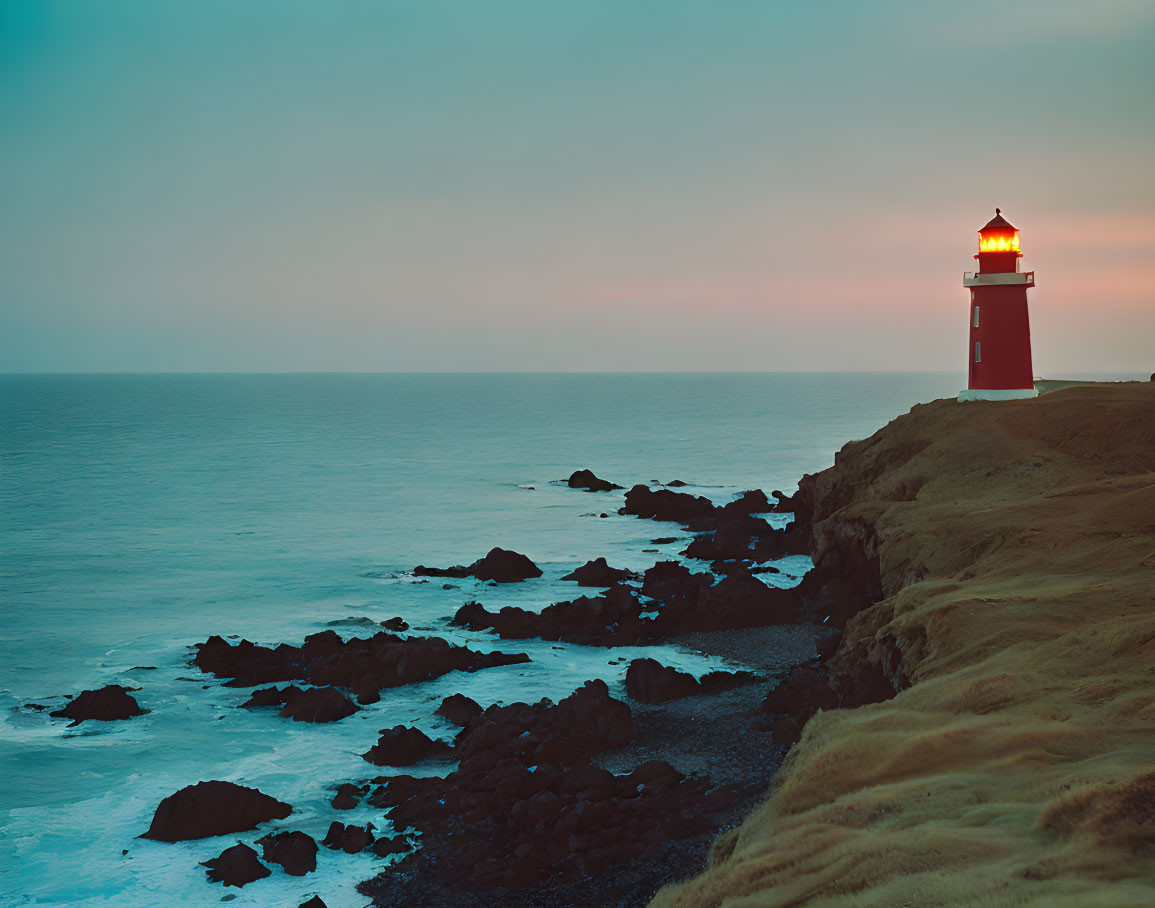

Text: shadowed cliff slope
xmin=654 ymin=382 xmax=1155 ymax=906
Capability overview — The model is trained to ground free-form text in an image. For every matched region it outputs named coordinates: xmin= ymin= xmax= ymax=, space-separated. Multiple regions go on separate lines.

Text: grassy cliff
xmin=654 ymin=382 xmax=1155 ymax=906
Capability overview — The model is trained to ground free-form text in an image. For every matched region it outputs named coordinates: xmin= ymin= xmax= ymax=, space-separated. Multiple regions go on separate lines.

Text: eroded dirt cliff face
xmin=654 ymin=382 xmax=1155 ymax=907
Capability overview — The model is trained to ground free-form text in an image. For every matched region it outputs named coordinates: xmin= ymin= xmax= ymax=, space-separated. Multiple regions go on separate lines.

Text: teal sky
xmin=2 ymin=0 xmax=1153 ymax=373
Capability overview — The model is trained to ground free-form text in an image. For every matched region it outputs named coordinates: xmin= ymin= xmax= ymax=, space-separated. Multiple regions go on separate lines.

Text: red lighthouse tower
xmin=958 ymin=209 xmax=1037 ymax=401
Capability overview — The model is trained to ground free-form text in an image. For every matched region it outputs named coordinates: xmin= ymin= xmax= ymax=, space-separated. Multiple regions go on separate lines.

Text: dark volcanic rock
xmin=363 ymin=680 xmax=726 ymax=893
xmin=241 ymin=684 xmax=358 ymax=722
xmin=299 ymin=898 xmax=328 ymax=908
xmin=680 ymin=493 xmax=808 ymax=563
xmin=279 ymin=686 xmax=358 ymax=723
xmin=622 ymin=484 xmax=716 ymax=523
xmin=645 ymin=562 xmax=800 ymax=631
xmin=381 ymin=616 xmax=409 ymax=632
xmin=625 ymin=659 xmax=758 ymax=704
xmin=751 ymin=521 xmax=810 ymax=563
xmin=682 ymin=513 xmax=776 ymax=561
xmin=771 ymin=489 xmax=800 ymax=512
xmin=727 ymin=489 xmax=773 ymax=514
xmin=454 ymin=680 xmax=632 ymax=769
xmin=640 ymin=561 xmax=713 ymax=602
xmin=436 ymin=693 xmax=483 ymax=727
xmin=193 ymin=631 xmax=529 ymax=698
xmin=49 ymin=685 xmax=144 ymax=726
xmin=201 ymin=843 xmax=270 ymax=887
xmin=321 ymin=821 xmax=343 ymax=848
xmin=142 ymin=781 xmax=292 ymax=842
xmin=372 ymin=834 xmax=412 ymax=857
xmin=453 ymin=584 xmax=650 ymax=646
xmin=414 ymin=547 xmax=542 ymax=583
xmin=625 ymin=658 xmax=700 ymax=703
xmin=560 ymin=557 xmax=638 ymax=587
xmin=331 ymin=783 xmax=368 ymax=810
xmin=454 ymin=562 xmax=800 ymax=646
xmin=363 ymin=726 xmax=454 ymax=766
xmin=412 ymin=563 xmax=472 ymax=579
xmin=242 ymin=686 xmax=298 ymax=709
xmin=255 ymin=830 xmax=317 ymax=876
xmin=470 ymin=547 xmax=542 ymax=583
xmin=680 ymin=567 xmax=800 ymax=630
xmin=322 ymin=821 xmax=375 ymax=854
xmin=568 ymin=469 xmax=622 ymax=492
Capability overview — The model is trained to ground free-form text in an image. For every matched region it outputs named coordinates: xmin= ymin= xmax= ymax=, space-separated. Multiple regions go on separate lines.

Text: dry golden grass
xmin=653 ymin=383 xmax=1155 ymax=907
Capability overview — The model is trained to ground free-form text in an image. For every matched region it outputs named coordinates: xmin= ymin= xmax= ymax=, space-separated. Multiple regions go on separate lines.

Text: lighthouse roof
xmin=981 ymin=208 xmax=1017 ymax=232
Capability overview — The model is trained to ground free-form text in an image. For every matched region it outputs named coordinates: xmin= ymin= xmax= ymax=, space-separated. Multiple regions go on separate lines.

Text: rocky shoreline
xmin=360 ymin=625 xmax=824 ymax=907
xmin=349 ymin=474 xmax=832 ymax=907
xmin=29 ymin=466 xmax=837 ymax=905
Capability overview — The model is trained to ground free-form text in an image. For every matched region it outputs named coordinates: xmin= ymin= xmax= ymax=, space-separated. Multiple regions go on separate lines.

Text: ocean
xmin=0 ymin=372 xmax=963 ymax=906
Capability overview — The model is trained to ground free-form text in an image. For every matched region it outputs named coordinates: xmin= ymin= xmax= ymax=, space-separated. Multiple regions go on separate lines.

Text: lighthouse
xmin=958 ymin=209 xmax=1037 ymax=401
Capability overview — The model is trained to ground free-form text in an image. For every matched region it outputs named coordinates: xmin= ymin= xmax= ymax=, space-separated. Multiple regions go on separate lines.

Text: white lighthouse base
xmin=957 ymin=388 xmax=1038 ymax=402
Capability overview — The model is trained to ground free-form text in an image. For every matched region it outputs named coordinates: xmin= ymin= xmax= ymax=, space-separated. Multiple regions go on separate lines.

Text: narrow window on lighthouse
xmin=974 ymin=341 xmax=982 ymax=363
xmin=972 ymin=305 xmax=980 ymax=328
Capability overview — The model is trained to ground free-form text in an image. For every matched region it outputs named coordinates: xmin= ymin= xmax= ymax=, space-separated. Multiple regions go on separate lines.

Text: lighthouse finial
xmin=996 ymin=207 xmax=1001 ymax=215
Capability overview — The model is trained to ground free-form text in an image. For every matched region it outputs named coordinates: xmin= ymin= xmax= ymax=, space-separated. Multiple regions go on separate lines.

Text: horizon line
xmin=3 ymin=369 xmax=1148 ymax=378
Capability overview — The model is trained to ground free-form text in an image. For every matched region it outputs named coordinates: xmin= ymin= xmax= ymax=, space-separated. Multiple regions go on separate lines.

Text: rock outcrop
xmin=362 ymin=725 xmax=454 ymax=766
xmin=413 ymin=547 xmax=542 ymax=583
xmin=201 ymin=843 xmax=270 ymax=887
xmin=567 ymin=469 xmax=622 ymax=492
xmin=194 ymin=630 xmax=529 ymax=703
xmin=242 ymin=685 xmax=358 ymax=723
xmin=362 ymin=680 xmax=732 ymax=893
xmin=453 ymin=562 xmax=799 ymax=646
xmin=435 ymin=693 xmax=482 ymax=727
xmin=624 ymin=658 xmax=698 ymax=703
xmin=625 ymin=658 xmax=758 ymax=704
xmin=371 ymin=834 xmax=412 ymax=857
xmin=255 ymin=830 xmax=317 ymax=876
xmin=620 ymin=484 xmax=808 ymax=571
xmin=49 ymin=685 xmax=144 ymax=726
xmin=621 ymin=484 xmax=715 ymax=523
xmin=322 ymin=821 xmax=375 ymax=854
xmin=142 ymin=781 xmax=292 ymax=842
xmin=330 ymin=783 xmax=368 ymax=811
xmin=560 ymin=557 xmax=637 ymax=587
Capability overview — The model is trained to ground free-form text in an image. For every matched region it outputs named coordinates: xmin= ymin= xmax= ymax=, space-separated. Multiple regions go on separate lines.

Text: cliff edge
xmin=654 ymin=382 xmax=1155 ymax=906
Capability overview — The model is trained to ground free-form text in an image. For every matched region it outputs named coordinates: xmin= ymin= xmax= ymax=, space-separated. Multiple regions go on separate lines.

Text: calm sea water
xmin=0 ymin=372 xmax=962 ymax=906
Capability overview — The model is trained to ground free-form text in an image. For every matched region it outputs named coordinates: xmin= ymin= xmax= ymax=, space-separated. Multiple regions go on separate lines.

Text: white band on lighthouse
xmin=957 ymin=388 xmax=1038 ymax=402
xmin=962 ymin=271 xmax=1035 ymax=287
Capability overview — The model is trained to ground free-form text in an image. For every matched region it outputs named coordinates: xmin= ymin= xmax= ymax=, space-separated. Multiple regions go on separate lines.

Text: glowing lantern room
xmin=977 ymin=208 xmax=1021 ymax=254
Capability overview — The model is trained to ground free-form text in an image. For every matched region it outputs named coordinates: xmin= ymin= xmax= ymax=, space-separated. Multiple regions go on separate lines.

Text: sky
xmin=1 ymin=0 xmax=1153 ymax=373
